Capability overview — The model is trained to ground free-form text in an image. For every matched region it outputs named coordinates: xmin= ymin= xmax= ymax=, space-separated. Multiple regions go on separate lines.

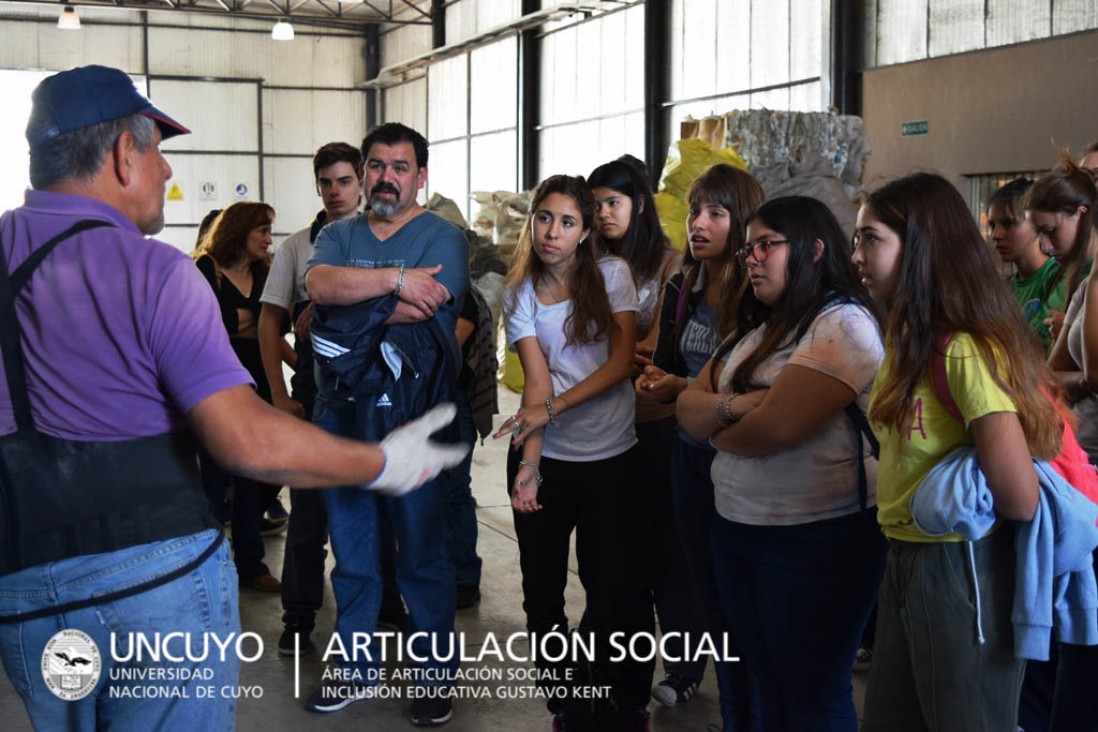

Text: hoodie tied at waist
xmin=910 ymin=447 xmax=1098 ymax=660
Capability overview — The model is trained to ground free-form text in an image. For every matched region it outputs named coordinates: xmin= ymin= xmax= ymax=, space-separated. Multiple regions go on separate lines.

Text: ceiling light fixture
xmin=58 ymin=5 xmax=81 ymax=30
xmin=271 ymin=20 xmax=294 ymax=41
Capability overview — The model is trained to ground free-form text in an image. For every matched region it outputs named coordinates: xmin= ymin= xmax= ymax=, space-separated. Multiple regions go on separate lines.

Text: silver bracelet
xmin=394 ymin=265 xmax=406 ymax=297
xmin=715 ymin=393 xmax=739 ymax=428
xmin=545 ymin=397 xmax=558 ymax=426
xmin=518 ymin=459 xmax=543 ymax=485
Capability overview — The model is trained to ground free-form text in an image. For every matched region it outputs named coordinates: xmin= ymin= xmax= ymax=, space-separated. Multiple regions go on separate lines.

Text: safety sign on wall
xmin=235 ymin=183 xmax=249 ymax=199
xmin=200 ymin=182 xmax=217 ymax=201
xmin=167 ymin=183 xmax=183 ymax=201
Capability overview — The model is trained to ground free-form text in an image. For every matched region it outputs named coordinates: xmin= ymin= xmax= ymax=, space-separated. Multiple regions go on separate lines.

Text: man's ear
xmin=113 ymin=131 xmax=136 ymax=187
xmin=416 ymin=166 xmax=427 ymax=191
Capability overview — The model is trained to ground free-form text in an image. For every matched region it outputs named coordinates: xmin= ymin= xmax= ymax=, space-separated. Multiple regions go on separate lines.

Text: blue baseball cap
xmin=27 ymin=64 xmax=190 ymax=145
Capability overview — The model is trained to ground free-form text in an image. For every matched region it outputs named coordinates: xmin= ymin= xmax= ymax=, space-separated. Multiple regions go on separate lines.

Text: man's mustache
xmin=371 ymin=183 xmax=399 ymax=197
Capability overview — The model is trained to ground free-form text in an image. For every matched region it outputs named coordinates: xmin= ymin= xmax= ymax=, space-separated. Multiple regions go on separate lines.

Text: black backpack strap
xmin=0 ymin=220 xmax=111 ymax=431
xmin=844 ymin=402 xmax=880 ymax=513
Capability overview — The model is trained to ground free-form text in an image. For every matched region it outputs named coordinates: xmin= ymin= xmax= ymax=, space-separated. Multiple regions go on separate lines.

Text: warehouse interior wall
xmin=0 ymin=2 xmax=369 ymax=250
xmin=861 ymin=28 xmax=1098 ymax=201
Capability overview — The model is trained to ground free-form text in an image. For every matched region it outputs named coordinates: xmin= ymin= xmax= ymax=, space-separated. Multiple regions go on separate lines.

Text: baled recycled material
xmin=910 ymin=447 xmax=1098 ymax=660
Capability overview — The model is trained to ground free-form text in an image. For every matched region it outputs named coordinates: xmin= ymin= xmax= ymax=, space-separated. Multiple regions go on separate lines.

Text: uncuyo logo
xmin=41 ymin=629 xmax=102 ymax=701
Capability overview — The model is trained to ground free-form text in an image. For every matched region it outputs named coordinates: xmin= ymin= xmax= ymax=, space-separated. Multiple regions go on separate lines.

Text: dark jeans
xmin=671 ymin=436 xmax=759 ymax=731
xmin=507 ymin=445 xmax=654 ymax=715
xmin=316 ymin=401 xmax=456 ymax=679
xmin=636 ymin=419 xmax=707 ymax=682
xmin=712 ymin=510 xmax=887 ymax=732
xmin=863 ymin=527 xmax=1023 ymax=732
xmin=1049 ymin=549 xmax=1098 ymax=732
xmin=446 ymin=392 xmax=482 ymax=587
xmin=281 ymin=486 xmax=328 ymax=628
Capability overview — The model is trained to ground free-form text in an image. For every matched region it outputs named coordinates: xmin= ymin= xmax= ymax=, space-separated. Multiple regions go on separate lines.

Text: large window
xmin=538 ymin=4 xmax=646 ymax=177
xmin=868 ymin=0 xmax=1097 ymax=67
xmin=667 ymin=0 xmax=827 ymax=138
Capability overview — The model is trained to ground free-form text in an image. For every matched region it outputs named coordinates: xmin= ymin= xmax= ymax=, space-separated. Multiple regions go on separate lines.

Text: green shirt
xmin=1008 ymin=257 xmax=1066 ymax=352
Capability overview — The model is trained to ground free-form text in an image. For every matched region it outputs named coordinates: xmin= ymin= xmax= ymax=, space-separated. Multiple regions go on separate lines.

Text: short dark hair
xmin=313 ymin=142 xmax=362 ymax=179
xmin=361 ymin=123 xmax=429 ymax=169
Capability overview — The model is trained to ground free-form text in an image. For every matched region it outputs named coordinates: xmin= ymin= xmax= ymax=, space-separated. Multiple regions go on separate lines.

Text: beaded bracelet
xmin=518 ymin=459 xmax=543 ymax=485
xmin=715 ymin=394 xmax=739 ymax=428
xmin=545 ymin=397 xmax=558 ymax=426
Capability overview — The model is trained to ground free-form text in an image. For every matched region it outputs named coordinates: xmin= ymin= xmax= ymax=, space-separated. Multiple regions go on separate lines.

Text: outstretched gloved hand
xmin=369 ymin=403 xmax=469 ymax=495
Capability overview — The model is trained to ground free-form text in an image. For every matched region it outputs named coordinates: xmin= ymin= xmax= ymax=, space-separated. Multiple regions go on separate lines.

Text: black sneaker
xmin=651 ymin=673 xmax=699 ymax=708
xmin=260 ymin=516 xmax=288 ymax=537
xmin=305 ymin=678 xmax=369 ymax=713
xmin=456 ymin=584 xmax=481 ymax=610
xmin=279 ymin=624 xmax=316 ymax=656
xmin=377 ymin=606 xmax=409 ymax=633
xmin=267 ymin=497 xmax=290 ymax=524
xmin=411 ymin=695 xmax=453 ymax=726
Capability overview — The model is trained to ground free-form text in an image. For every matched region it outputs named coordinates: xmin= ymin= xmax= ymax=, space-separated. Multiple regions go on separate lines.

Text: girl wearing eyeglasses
xmin=1028 ymin=158 xmax=1098 ymax=729
xmin=853 ymin=173 xmax=1065 ymax=731
xmin=635 ymin=163 xmax=763 ymax=731
xmin=495 ymin=174 xmax=652 ymax=731
xmin=678 ymin=196 xmax=887 ymax=731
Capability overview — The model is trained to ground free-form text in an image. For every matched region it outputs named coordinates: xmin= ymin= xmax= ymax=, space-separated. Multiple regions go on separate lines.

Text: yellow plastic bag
xmin=497 ymin=317 xmax=524 ymax=393
xmin=655 ymin=139 xmax=749 ymax=251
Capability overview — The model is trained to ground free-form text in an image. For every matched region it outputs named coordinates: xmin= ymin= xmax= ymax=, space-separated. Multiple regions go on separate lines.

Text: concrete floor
xmin=1 ymin=386 xmax=867 ymax=730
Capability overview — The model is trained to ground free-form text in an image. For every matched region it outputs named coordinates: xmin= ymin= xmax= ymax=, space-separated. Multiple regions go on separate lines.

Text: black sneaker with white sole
xmin=305 ymin=679 xmax=371 ymax=713
xmin=411 ymin=695 xmax=453 ymax=726
xmin=651 ymin=673 xmax=699 ymax=708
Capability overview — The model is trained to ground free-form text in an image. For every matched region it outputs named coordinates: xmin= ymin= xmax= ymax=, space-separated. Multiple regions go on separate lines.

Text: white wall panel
xmin=264 ymin=88 xmax=366 ymax=155
xmin=986 ymin=0 xmax=1049 ymax=46
xmin=750 ymin=0 xmax=791 ymax=87
xmin=928 ymin=0 xmax=985 ymax=57
xmin=147 ymin=28 xmax=365 ymax=87
xmin=383 ymin=78 xmax=428 ymax=133
xmin=470 ymin=131 xmax=517 ymax=196
xmin=427 ymin=139 xmax=468 ymax=218
xmin=264 ymin=156 xmax=324 ymax=236
xmin=150 ymin=80 xmax=258 ymax=152
xmin=875 ymin=0 xmax=929 ymax=64
xmin=162 ymin=153 xmax=260 ymax=225
xmin=427 ymin=55 xmax=468 ymax=140
xmin=0 ymin=22 xmax=143 ymax=72
xmin=381 ymin=24 xmax=432 ymax=68
xmin=715 ymin=0 xmax=751 ymax=94
xmin=1053 ymin=0 xmax=1098 ymax=34
xmin=470 ymin=38 xmax=516 ymax=134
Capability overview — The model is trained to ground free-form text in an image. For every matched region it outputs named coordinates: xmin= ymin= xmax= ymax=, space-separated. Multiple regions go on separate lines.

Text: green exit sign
xmin=902 ymin=120 xmax=929 ymax=136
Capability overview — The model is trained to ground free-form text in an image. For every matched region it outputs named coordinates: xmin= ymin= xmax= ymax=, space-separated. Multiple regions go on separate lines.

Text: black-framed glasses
xmin=736 ymin=239 xmax=790 ymax=264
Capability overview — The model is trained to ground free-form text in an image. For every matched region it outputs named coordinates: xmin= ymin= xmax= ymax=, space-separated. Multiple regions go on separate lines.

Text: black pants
xmin=507 ymin=445 xmax=654 ymax=719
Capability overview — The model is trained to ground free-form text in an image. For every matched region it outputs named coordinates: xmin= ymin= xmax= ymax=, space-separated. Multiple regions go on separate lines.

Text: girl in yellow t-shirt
xmin=852 ymin=172 xmax=1064 ymax=732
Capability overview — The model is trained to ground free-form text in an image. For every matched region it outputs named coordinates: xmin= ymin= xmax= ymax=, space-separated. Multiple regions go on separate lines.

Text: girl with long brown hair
xmin=854 ymin=172 xmax=1062 ymax=731
xmin=636 ymin=163 xmax=764 ymax=731
xmin=495 ymin=174 xmax=650 ymax=730
xmin=1027 ymin=157 xmax=1098 ymax=730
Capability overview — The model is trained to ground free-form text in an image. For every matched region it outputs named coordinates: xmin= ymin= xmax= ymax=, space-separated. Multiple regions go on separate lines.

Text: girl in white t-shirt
xmin=678 ymin=195 xmax=887 ymax=731
xmin=494 ymin=174 xmax=648 ymax=730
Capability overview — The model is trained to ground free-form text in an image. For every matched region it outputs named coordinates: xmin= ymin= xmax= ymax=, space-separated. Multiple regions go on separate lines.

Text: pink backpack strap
xmin=930 ymin=331 xmax=965 ymax=424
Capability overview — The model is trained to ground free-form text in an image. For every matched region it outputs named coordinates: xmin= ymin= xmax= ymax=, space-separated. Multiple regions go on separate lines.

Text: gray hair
xmin=27 ymin=112 xmax=155 ymax=190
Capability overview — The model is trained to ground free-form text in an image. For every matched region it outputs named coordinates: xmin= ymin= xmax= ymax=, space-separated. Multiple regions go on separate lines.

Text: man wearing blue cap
xmin=0 ymin=65 xmax=467 ymax=731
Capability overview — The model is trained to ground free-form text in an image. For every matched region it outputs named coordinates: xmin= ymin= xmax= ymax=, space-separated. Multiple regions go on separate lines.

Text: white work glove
xmin=369 ymin=403 xmax=469 ymax=495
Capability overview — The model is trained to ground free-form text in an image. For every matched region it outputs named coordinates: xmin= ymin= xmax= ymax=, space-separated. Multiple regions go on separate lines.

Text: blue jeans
xmin=712 ymin=511 xmax=886 ymax=732
xmin=0 ymin=529 xmax=240 ymax=731
xmin=315 ymin=401 xmax=457 ymax=681
xmin=446 ymin=392 xmax=481 ymax=587
xmin=671 ymin=435 xmax=759 ymax=731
